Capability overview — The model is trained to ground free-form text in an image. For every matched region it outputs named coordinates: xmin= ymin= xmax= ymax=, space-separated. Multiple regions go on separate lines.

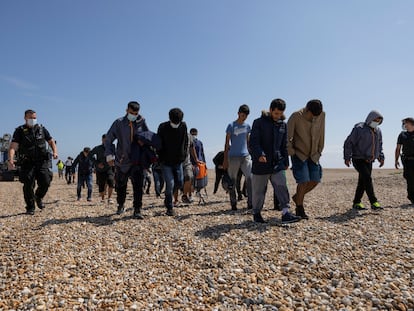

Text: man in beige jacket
xmin=287 ymin=100 xmax=325 ymax=219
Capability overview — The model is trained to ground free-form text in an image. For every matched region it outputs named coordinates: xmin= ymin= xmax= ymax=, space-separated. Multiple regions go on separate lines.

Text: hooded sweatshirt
xmin=250 ymin=111 xmax=289 ymax=175
xmin=343 ymin=110 xmax=384 ymax=162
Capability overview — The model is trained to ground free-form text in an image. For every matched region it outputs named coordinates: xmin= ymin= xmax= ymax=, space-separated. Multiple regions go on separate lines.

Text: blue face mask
xmin=127 ymin=113 xmax=137 ymax=122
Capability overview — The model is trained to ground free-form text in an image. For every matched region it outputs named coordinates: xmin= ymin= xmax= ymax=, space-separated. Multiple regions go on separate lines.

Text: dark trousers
xmin=152 ymin=168 xmax=164 ymax=196
xmin=115 ymin=165 xmax=144 ymax=210
xmin=403 ymin=159 xmax=414 ymax=202
xmin=214 ymin=167 xmax=225 ymax=193
xmin=20 ymin=161 xmax=52 ymax=211
xmin=352 ymin=159 xmax=377 ymax=204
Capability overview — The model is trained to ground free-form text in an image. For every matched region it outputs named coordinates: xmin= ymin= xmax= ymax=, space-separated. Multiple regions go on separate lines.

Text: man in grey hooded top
xmin=343 ymin=110 xmax=384 ymax=210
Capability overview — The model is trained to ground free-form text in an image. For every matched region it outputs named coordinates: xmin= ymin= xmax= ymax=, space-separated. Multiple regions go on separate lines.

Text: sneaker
xmin=253 ymin=213 xmax=266 ymax=223
xmin=371 ymin=202 xmax=383 ymax=210
xmin=133 ymin=209 xmax=143 ymax=219
xmin=353 ymin=202 xmax=366 ymax=210
xmin=295 ymin=205 xmax=309 ymax=220
xmin=166 ymin=208 xmax=175 ymax=216
xmin=87 ymin=198 xmax=92 ymax=202
xmin=182 ymin=195 xmax=191 ymax=204
xmin=108 ymin=199 xmax=114 ymax=204
xmin=36 ymin=198 xmax=45 ymax=210
xmin=26 ymin=208 xmax=35 ymax=215
xmin=116 ymin=205 xmax=125 ymax=215
xmin=282 ymin=212 xmax=301 ymax=224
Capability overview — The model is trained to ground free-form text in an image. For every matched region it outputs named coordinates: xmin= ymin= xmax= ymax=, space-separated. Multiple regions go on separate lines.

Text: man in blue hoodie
xmin=344 ymin=110 xmax=384 ymax=210
xmin=105 ymin=101 xmax=149 ymax=219
xmin=250 ymin=99 xmax=301 ymax=224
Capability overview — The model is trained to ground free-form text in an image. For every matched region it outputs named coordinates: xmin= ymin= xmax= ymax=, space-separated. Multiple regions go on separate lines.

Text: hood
xmin=261 ymin=110 xmax=286 ymax=121
xmin=365 ymin=110 xmax=383 ymax=125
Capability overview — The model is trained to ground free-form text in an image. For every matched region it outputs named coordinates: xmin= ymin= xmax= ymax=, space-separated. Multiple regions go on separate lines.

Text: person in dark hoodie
xmin=344 ymin=110 xmax=384 ymax=210
xmin=105 ymin=101 xmax=149 ymax=219
xmin=395 ymin=117 xmax=414 ymax=205
xmin=250 ymin=99 xmax=301 ymax=224
xmin=72 ymin=147 xmax=94 ymax=202
xmin=157 ymin=108 xmax=188 ymax=216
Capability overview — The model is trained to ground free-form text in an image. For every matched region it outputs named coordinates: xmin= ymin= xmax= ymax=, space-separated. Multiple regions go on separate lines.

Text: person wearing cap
xmin=223 ymin=104 xmax=253 ymax=210
xmin=395 ymin=117 xmax=414 ymax=205
xmin=343 ymin=110 xmax=384 ymax=211
xmin=105 ymin=101 xmax=149 ymax=219
xmin=72 ymin=147 xmax=94 ymax=202
xmin=287 ymin=99 xmax=325 ymax=219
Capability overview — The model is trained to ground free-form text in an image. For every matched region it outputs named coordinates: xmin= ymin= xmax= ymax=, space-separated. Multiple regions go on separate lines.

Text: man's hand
xmin=7 ymin=159 xmax=15 ymax=170
xmin=344 ymin=159 xmax=351 ymax=167
xmin=379 ymin=159 xmax=384 ymax=168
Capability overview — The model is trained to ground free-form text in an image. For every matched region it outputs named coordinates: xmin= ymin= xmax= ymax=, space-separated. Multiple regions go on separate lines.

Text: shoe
xmin=133 ymin=209 xmax=143 ymax=219
xmin=26 ymin=208 xmax=35 ymax=215
xmin=87 ymin=198 xmax=92 ymax=202
xmin=353 ymin=202 xmax=366 ymax=210
xmin=253 ymin=213 xmax=266 ymax=223
xmin=371 ymin=202 xmax=383 ymax=210
xmin=182 ymin=195 xmax=191 ymax=204
xmin=282 ymin=212 xmax=301 ymax=224
xmin=231 ymin=202 xmax=237 ymax=211
xmin=295 ymin=205 xmax=309 ymax=220
xmin=36 ymin=198 xmax=45 ymax=210
xmin=108 ymin=199 xmax=114 ymax=204
xmin=116 ymin=205 xmax=125 ymax=215
xmin=238 ymin=194 xmax=243 ymax=201
xmin=274 ymin=203 xmax=281 ymax=211
xmin=101 ymin=199 xmax=106 ymax=204
xmin=166 ymin=208 xmax=175 ymax=216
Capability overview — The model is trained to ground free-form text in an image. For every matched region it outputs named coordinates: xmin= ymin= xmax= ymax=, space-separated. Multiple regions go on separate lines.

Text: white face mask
xmin=402 ymin=124 xmax=407 ymax=131
xmin=27 ymin=119 xmax=37 ymax=127
xmin=127 ymin=113 xmax=138 ymax=122
xmin=369 ymin=121 xmax=380 ymax=129
xmin=170 ymin=122 xmax=180 ymax=129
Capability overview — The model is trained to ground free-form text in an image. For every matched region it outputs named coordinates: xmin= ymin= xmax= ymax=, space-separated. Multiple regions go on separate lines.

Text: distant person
xmin=64 ymin=156 xmax=74 ymax=184
xmin=223 ymin=104 xmax=253 ymax=211
xmin=236 ymin=169 xmax=247 ymax=201
xmin=250 ymin=99 xmax=301 ymax=223
xmin=157 ymin=108 xmax=188 ymax=216
xmin=143 ymin=168 xmax=152 ymax=195
xmin=90 ymin=134 xmax=115 ymax=204
xmin=8 ymin=109 xmax=58 ymax=215
xmin=287 ymin=99 xmax=325 ymax=219
xmin=395 ymin=117 xmax=414 ymax=205
xmin=72 ymin=147 xmax=94 ymax=201
xmin=56 ymin=160 xmax=65 ymax=179
xmin=105 ymin=101 xmax=149 ymax=219
xmin=212 ymin=150 xmax=225 ymax=194
xmin=344 ymin=110 xmax=384 ymax=210
xmin=152 ymin=161 xmax=164 ymax=198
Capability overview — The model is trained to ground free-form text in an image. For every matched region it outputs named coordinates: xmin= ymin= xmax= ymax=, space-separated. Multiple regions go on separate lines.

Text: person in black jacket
xmin=72 ymin=147 xmax=94 ymax=202
xmin=157 ymin=108 xmax=188 ymax=216
xmin=249 ymin=99 xmax=301 ymax=224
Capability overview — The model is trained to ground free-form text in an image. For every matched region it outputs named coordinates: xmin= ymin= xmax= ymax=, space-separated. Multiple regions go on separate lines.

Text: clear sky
xmin=1 ymin=1 xmax=413 ymax=168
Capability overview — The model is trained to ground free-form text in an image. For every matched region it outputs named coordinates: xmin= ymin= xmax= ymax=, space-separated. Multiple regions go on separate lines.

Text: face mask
xmin=170 ymin=122 xmax=180 ymax=129
xmin=369 ymin=121 xmax=380 ymax=129
xmin=402 ymin=124 xmax=407 ymax=131
xmin=192 ymin=135 xmax=197 ymax=139
xmin=127 ymin=113 xmax=137 ymax=122
xmin=27 ymin=119 xmax=37 ymax=127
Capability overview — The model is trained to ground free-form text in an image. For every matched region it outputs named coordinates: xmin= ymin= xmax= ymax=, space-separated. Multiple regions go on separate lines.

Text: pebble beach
xmin=0 ymin=168 xmax=413 ymax=310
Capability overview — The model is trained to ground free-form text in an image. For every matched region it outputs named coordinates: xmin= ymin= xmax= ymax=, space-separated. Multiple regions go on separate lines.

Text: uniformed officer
xmin=8 ymin=109 xmax=58 ymax=215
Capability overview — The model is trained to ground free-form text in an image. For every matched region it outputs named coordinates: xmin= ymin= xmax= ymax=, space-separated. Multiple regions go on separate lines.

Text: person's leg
xmin=214 ymin=168 xmax=224 ymax=194
xmin=96 ymin=172 xmax=106 ymax=200
xmin=115 ymin=167 xmax=129 ymax=214
xmin=271 ymin=170 xmax=300 ymax=223
xmin=76 ymin=174 xmax=84 ymax=200
xmin=236 ymin=169 xmax=243 ymax=200
xmin=130 ymin=165 xmax=144 ymax=218
xmin=403 ymin=159 xmax=414 ymax=203
xmin=162 ymin=165 xmax=174 ymax=212
xmin=227 ymin=157 xmax=241 ymax=210
xmin=152 ymin=169 xmax=161 ymax=196
xmin=20 ymin=165 xmax=36 ymax=213
xmin=34 ymin=163 xmax=52 ymax=207
xmin=86 ymin=173 xmax=93 ymax=200
xmin=106 ymin=171 xmax=115 ymax=201
xmin=240 ymin=155 xmax=253 ymax=208
xmin=353 ymin=159 xmax=377 ymax=205
xmin=252 ymin=174 xmax=269 ymax=222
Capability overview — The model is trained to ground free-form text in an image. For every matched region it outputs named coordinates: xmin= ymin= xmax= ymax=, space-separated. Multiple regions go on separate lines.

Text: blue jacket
xmin=343 ymin=110 xmax=384 ymax=162
xmin=250 ymin=112 xmax=289 ymax=175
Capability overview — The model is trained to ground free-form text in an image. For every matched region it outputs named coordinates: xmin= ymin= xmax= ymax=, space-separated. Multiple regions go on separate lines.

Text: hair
xmin=24 ymin=109 xmax=36 ymax=116
xmin=169 ymin=108 xmax=184 ymax=124
xmin=190 ymin=128 xmax=198 ymax=135
xmin=238 ymin=104 xmax=250 ymax=115
xmin=403 ymin=117 xmax=414 ymax=125
xmin=102 ymin=134 xmax=107 ymax=139
xmin=127 ymin=101 xmax=140 ymax=112
xmin=270 ymin=98 xmax=286 ymax=111
xmin=306 ymin=99 xmax=323 ymax=116
xmin=83 ymin=147 xmax=91 ymax=153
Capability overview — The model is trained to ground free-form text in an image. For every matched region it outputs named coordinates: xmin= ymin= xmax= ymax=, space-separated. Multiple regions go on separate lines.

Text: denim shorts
xmin=291 ymin=155 xmax=322 ymax=183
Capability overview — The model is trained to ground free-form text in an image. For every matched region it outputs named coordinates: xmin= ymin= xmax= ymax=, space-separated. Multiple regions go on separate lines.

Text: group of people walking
xmin=6 ymin=103 xmax=414 ymax=220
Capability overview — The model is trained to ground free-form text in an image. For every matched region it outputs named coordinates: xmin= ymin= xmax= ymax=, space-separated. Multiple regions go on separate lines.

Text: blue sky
xmin=1 ymin=1 xmax=413 ymax=168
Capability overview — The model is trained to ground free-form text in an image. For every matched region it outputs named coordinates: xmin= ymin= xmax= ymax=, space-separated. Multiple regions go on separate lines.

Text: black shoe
xmin=133 ymin=209 xmax=143 ymax=219
xmin=116 ymin=205 xmax=125 ymax=215
xmin=166 ymin=208 xmax=175 ymax=216
xmin=231 ymin=203 xmax=237 ymax=211
xmin=295 ymin=205 xmax=309 ymax=220
xmin=253 ymin=213 xmax=266 ymax=223
xmin=282 ymin=212 xmax=301 ymax=224
xmin=237 ymin=194 xmax=243 ymax=201
xmin=26 ymin=208 xmax=35 ymax=215
xmin=36 ymin=198 xmax=45 ymax=210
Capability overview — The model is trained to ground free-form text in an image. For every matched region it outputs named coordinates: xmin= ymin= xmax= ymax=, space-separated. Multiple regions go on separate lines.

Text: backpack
xmin=194 ymin=162 xmax=208 ymax=191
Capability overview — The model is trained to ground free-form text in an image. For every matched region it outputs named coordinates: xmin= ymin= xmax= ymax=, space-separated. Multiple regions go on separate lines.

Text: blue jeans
xmin=162 ymin=164 xmax=184 ymax=209
xmin=152 ymin=168 xmax=165 ymax=196
xmin=77 ymin=173 xmax=93 ymax=200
